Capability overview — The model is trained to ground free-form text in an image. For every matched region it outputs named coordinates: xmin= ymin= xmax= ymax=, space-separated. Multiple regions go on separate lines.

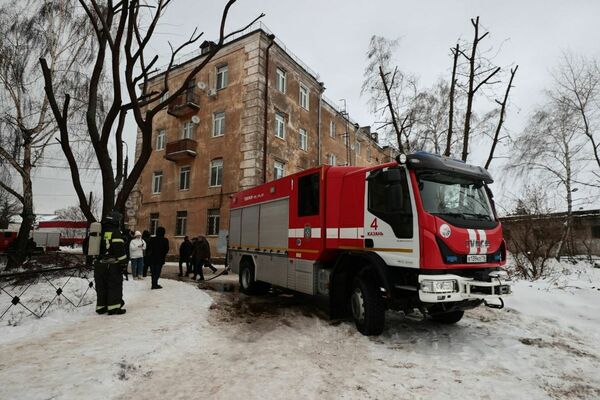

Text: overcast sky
xmin=31 ymin=0 xmax=600 ymax=214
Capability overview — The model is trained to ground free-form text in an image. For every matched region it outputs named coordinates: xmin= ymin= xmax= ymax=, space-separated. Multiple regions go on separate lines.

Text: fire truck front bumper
xmin=417 ymin=273 xmax=511 ymax=304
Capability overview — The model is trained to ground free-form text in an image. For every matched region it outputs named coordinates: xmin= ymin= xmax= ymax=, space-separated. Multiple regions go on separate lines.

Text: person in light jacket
xmin=129 ymin=231 xmax=146 ymax=280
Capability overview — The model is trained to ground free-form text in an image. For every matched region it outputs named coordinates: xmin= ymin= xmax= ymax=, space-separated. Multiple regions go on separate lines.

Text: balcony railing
xmin=164 ymin=138 xmax=198 ymax=161
xmin=167 ymin=89 xmax=200 ymax=118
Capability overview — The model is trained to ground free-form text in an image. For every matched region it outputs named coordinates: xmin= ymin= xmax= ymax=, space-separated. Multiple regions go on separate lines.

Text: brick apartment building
xmin=127 ymin=24 xmax=396 ymax=255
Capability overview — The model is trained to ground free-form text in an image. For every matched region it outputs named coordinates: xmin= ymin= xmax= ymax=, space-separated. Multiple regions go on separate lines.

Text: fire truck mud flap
xmin=417 ymin=273 xmax=511 ymax=306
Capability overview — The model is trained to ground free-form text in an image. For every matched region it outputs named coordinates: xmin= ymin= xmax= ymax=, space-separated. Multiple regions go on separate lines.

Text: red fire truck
xmin=228 ymin=152 xmax=511 ymax=335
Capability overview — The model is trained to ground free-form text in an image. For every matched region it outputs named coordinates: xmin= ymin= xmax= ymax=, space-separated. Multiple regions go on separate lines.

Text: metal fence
xmin=0 ymin=253 xmax=94 ymax=322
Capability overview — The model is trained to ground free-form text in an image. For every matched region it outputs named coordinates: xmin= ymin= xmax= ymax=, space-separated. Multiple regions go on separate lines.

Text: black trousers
xmin=179 ymin=257 xmax=191 ymax=275
xmin=94 ymin=262 xmax=123 ymax=311
xmin=142 ymin=257 xmax=150 ymax=277
xmin=150 ymin=264 xmax=163 ymax=288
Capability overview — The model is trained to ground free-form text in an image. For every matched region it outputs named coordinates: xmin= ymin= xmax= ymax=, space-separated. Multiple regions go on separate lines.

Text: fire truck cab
xmin=228 ymin=152 xmax=510 ymax=335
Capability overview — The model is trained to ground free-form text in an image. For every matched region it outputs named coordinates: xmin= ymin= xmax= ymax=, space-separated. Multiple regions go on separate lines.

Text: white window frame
xmin=149 ymin=213 xmax=159 ymax=236
xmin=328 ymin=154 xmax=336 ymax=166
xmin=273 ymin=161 xmax=285 ymax=180
xmin=213 ymin=112 xmax=225 ymax=137
xmin=152 ymin=171 xmax=163 ymax=194
xmin=160 ymin=91 xmax=169 ymax=103
xmin=275 ymin=112 xmax=286 ymax=140
xmin=299 ymin=128 xmax=308 ymax=151
xmin=329 ymin=120 xmax=336 ymax=138
xmin=207 ymin=209 xmax=220 ymax=236
xmin=156 ymin=129 xmax=165 ymax=151
xmin=367 ymin=147 xmax=372 ymax=162
xmin=299 ymin=83 xmax=309 ymax=110
xmin=355 ymin=141 xmax=361 ymax=155
xmin=216 ymin=64 xmax=228 ymax=90
xmin=182 ymin=121 xmax=195 ymax=139
xmin=179 ymin=166 xmax=191 ymax=191
xmin=175 ymin=211 xmax=187 ymax=236
xmin=209 ymin=159 xmax=223 ymax=187
xmin=276 ymin=68 xmax=286 ymax=93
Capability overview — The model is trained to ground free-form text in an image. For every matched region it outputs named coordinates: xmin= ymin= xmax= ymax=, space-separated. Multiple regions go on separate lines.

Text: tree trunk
xmin=445 ymin=44 xmax=459 ymax=157
xmin=7 ymin=135 xmax=35 ymax=269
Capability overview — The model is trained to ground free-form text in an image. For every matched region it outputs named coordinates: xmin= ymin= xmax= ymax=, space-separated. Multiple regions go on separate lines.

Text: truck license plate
xmin=467 ymin=254 xmax=486 ymax=263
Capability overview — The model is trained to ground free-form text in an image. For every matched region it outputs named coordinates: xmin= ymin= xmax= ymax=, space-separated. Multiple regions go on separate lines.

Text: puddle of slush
xmin=198 ymin=282 xmax=238 ymax=292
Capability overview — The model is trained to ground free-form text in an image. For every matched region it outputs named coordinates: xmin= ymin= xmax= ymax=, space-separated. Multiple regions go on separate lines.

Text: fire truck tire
xmin=239 ymin=259 xmax=269 ymax=295
xmin=431 ymin=310 xmax=464 ymax=324
xmin=350 ymin=276 xmax=385 ymax=336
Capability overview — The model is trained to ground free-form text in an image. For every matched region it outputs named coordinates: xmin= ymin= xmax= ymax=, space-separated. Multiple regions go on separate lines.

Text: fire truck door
xmin=364 ymin=167 xmax=419 ymax=268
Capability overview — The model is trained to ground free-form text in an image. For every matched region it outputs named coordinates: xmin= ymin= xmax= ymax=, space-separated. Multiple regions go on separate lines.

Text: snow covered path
xmin=1 ymin=266 xmax=600 ymax=400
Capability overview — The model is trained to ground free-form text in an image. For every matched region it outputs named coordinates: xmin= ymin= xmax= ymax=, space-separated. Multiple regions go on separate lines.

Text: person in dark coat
xmin=121 ymin=228 xmax=132 ymax=281
xmin=192 ymin=235 xmax=216 ymax=281
xmin=178 ymin=236 xmax=193 ymax=277
xmin=95 ymin=211 xmax=128 ymax=315
xmin=141 ymin=230 xmax=151 ymax=277
xmin=147 ymin=226 xmax=169 ymax=289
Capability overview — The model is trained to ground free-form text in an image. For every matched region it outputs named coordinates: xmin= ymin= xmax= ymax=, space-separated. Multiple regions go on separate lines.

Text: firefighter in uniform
xmin=95 ymin=211 xmax=128 ymax=315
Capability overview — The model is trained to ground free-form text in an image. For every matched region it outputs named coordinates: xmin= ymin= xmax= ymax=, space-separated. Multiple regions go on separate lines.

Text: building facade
xmin=127 ymin=28 xmax=395 ymax=255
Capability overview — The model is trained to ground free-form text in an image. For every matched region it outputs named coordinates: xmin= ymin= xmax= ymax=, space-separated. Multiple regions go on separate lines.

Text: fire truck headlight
xmin=420 ymin=279 xmax=458 ymax=294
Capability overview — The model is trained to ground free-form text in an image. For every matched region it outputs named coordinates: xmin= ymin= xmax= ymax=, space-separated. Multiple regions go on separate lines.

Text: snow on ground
xmin=1 ymin=262 xmax=599 ymax=400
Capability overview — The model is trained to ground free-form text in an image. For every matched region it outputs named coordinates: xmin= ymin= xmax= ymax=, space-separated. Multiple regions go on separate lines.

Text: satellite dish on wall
xmin=191 ymin=116 xmax=201 ymax=124
xmin=197 ymin=81 xmax=207 ymax=90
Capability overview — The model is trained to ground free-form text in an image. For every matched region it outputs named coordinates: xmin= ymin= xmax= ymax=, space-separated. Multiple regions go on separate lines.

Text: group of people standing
xmin=128 ymin=228 xmax=169 ymax=289
xmin=177 ymin=235 xmax=220 ymax=281
xmin=93 ymin=210 xmax=220 ymax=316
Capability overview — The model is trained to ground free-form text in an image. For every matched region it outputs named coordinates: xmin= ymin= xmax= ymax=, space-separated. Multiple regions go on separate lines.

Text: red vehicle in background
xmin=37 ymin=220 xmax=88 ymax=247
xmin=228 ymin=152 xmax=511 ymax=335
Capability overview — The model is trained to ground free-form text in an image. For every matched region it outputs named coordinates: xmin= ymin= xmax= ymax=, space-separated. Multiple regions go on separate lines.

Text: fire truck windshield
xmin=418 ymin=173 xmax=497 ymax=228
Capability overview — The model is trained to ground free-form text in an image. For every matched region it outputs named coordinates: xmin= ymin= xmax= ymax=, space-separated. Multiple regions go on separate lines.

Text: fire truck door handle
xmin=365 ymin=239 xmax=374 ymax=248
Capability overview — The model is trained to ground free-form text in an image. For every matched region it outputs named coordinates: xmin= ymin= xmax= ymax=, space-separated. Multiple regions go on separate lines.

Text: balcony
xmin=167 ymin=89 xmax=200 ymax=118
xmin=164 ymin=138 xmax=198 ymax=162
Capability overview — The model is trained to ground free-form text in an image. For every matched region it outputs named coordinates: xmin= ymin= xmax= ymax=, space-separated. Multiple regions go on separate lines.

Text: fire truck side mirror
xmin=87 ymin=222 xmax=102 ymax=256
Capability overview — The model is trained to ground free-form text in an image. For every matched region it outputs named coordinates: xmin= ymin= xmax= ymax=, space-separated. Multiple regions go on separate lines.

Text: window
xmin=298 ymin=173 xmax=320 ymax=217
xmin=156 ymin=129 xmax=165 ymax=151
xmin=275 ymin=112 xmax=286 ymax=139
xmin=207 ymin=209 xmax=220 ymax=236
xmin=273 ymin=161 xmax=285 ymax=180
xmin=356 ymin=141 xmax=361 ymax=155
xmin=367 ymin=167 xmax=413 ymax=238
xmin=367 ymin=147 xmax=372 ymax=162
xmin=276 ymin=68 xmax=286 ymax=93
xmin=210 ymin=159 xmax=223 ymax=186
xmin=329 ymin=120 xmax=336 ymax=138
xmin=299 ymin=128 xmax=308 ymax=151
xmin=175 ymin=211 xmax=187 ymax=236
xmin=299 ymin=84 xmax=309 ymax=110
xmin=160 ymin=91 xmax=169 ymax=103
xmin=216 ymin=65 xmax=228 ymax=90
xmin=152 ymin=171 xmax=163 ymax=194
xmin=179 ymin=166 xmax=191 ymax=190
xmin=185 ymin=79 xmax=196 ymax=103
xmin=592 ymin=226 xmax=600 ymax=238
xmin=213 ymin=112 xmax=225 ymax=137
xmin=182 ymin=121 xmax=195 ymax=139
xmin=327 ymin=154 xmax=336 ymax=166
xmin=149 ymin=213 xmax=159 ymax=236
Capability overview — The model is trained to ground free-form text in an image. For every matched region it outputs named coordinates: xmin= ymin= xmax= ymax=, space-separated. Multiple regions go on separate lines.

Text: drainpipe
xmin=317 ymin=83 xmax=324 ymax=165
xmin=262 ymin=34 xmax=276 ymax=184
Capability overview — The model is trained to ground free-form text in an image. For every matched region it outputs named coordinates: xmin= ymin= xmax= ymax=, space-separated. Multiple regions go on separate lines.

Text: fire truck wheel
xmin=350 ymin=276 xmax=385 ymax=336
xmin=430 ymin=310 xmax=464 ymax=324
xmin=239 ymin=259 xmax=269 ymax=295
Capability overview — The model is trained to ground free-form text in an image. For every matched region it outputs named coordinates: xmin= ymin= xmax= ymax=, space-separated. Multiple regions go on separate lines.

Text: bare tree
xmin=40 ymin=0 xmax=263 ymax=223
xmin=551 ymin=54 xmax=600 ymax=187
xmin=445 ymin=44 xmax=460 ymax=156
xmin=361 ymin=36 xmax=419 ymax=153
xmin=0 ymin=0 xmax=93 ymax=267
xmin=457 ymin=17 xmax=502 ymax=162
xmin=0 ymin=172 xmax=21 ymax=229
xmin=509 ymin=99 xmax=587 ymax=259
xmin=484 ymin=65 xmax=518 ymax=169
